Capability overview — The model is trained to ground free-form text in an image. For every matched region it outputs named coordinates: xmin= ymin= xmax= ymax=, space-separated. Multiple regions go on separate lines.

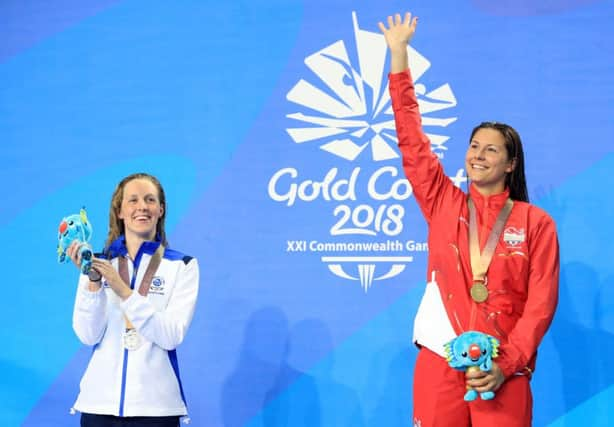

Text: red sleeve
xmin=389 ymin=69 xmax=460 ymax=223
xmin=496 ymin=211 xmax=560 ymax=377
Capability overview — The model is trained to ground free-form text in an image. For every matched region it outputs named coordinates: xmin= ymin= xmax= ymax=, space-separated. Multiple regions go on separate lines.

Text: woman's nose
xmin=474 ymin=148 xmax=486 ymax=159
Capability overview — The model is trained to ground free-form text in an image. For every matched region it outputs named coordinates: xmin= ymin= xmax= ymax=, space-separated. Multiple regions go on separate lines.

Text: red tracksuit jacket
xmin=389 ymin=69 xmax=559 ymax=378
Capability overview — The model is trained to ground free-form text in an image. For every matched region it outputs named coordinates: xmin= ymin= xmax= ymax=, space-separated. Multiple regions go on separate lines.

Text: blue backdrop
xmin=1 ymin=0 xmax=613 ymax=426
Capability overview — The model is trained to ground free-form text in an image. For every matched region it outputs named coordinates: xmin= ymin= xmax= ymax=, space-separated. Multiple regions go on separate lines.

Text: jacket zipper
xmin=118 ymin=256 xmax=139 ymax=416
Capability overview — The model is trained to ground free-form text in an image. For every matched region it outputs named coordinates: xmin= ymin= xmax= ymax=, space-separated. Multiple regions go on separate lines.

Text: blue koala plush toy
xmin=444 ymin=331 xmax=500 ymax=401
xmin=57 ymin=208 xmax=93 ymax=274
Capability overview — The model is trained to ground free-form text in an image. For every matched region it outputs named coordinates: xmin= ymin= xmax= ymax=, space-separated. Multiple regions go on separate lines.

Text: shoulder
xmin=513 ymin=201 xmax=555 ymax=223
xmin=162 ymin=247 xmax=196 ymax=266
xmin=528 ymin=203 xmax=556 ymax=228
xmin=513 ymin=201 xmax=558 ymax=241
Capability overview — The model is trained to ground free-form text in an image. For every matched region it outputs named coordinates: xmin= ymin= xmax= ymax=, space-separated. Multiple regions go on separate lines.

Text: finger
xmin=467 ymin=372 xmax=491 ymax=383
xmin=473 ymin=380 xmax=496 ymax=393
xmin=467 ymin=375 xmax=488 ymax=386
xmin=387 ymin=15 xmax=394 ymax=28
xmin=94 ymin=266 xmax=116 ymax=282
xmin=91 ymin=260 xmax=111 ymax=273
xmin=377 ymin=21 xmax=387 ymax=33
xmin=411 ymin=16 xmax=419 ymax=31
xmin=395 ymin=13 xmax=402 ymax=25
xmin=92 ymin=258 xmax=111 ymax=266
xmin=65 ymin=245 xmax=74 ymax=260
xmin=71 ymin=243 xmax=82 ymax=265
xmin=465 ymin=370 xmax=487 ymax=379
xmin=90 ymin=259 xmax=120 ymax=278
xmin=468 ymin=378 xmax=491 ymax=390
xmin=90 ymin=260 xmax=107 ymax=271
xmin=94 ymin=265 xmax=113 ymax=277
xmin=403 ymin=12 xmax=411 ymax=26
xmin=67 ymin=241 xmax=78 ymax=258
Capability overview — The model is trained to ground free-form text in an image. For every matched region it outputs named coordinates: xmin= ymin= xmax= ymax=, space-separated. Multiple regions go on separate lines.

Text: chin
xmin=130 ymin=229 xmax=156 ymax=240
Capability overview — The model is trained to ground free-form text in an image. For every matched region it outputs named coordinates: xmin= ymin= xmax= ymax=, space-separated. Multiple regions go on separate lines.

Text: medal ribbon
xmin=118 ymin=244 xmax=164 ymax=330
xmin=468 ymin=197 xmax=513 ymax=299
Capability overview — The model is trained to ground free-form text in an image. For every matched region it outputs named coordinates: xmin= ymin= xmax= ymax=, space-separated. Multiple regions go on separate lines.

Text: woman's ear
xmin=506 ymin=157 xmax=517 ymax=173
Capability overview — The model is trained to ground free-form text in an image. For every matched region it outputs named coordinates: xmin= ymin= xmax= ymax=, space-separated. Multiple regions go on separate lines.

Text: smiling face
xmin=465 ymin=127 xmax=516 ymax=196
xmin=117 ymin=178 xmax=164 ymax=243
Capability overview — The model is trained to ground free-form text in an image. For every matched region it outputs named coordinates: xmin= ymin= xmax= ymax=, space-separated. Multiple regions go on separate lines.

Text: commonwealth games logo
xmin=286 ymin=12 xmax=457 ymax=162
xmin=268 ymin=12 xmax=459 ymax=292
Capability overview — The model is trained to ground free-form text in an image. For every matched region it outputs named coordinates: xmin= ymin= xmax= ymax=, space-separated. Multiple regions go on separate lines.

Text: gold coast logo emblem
xmin=286 ymin=12 xmax=457 ymax=162
xmin=270 ymin=12 xmax=458 ymax=291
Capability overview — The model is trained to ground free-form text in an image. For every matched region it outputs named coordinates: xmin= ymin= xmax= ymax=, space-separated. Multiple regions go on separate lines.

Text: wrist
xmin=86 ymin=278 xmax=102 ymax=292
xmin=389 ymin=45 xmax=409 ymax=54
xmin=390 ymin=52 xmax=409 ymax=74
xmin=87 ymin=268 xmax=102 ymax=283
xmin=119 ymin=288 xmax=133 ymax=301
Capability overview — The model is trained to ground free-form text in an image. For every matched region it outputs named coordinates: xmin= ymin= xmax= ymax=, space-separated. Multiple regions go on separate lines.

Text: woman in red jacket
xmin=379 ymin=12 xmax=559 ymax=427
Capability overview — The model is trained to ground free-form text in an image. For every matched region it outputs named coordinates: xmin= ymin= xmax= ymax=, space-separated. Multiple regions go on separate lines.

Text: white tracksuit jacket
xmin=72 ymin=237 xmax=199 ymax=417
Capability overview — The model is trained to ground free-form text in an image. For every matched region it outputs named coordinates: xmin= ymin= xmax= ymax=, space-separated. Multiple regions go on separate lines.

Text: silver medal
xmin=123 ymin=328 xmax=142 ymax=351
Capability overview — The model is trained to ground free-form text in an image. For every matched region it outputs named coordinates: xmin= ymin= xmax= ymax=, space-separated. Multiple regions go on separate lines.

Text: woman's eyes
xmin=127 ymin=197 xmax=157 ymax=203
xmin=471 ymin=144 xmax=499 ymax=153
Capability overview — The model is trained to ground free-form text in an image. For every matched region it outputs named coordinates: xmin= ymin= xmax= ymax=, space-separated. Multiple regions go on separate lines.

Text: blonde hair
xmin=105 ymin=173 xmax=168 ymax=250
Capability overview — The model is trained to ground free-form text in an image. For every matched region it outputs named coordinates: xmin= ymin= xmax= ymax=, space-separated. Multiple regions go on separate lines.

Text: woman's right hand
xmin=66 ymin=240 xmax=83 ymax=270
xmin=378 ymin=12 xmax=418 ymax=52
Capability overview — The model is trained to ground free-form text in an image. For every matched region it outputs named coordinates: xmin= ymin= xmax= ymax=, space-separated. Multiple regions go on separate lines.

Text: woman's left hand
xmin=465 ymin=361 xmax=505 ymax=392
xmin=91 ymin=257 xmax=133 ymax=300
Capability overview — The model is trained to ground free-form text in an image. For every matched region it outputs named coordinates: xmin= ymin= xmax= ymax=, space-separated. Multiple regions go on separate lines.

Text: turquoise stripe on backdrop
xmin=537 ymin=153 xmax=614 ymax=426
xmin=547 ymin=386 xmax=614 ymax=427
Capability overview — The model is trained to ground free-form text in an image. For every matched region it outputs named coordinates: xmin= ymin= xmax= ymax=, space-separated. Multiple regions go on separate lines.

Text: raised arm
xmin=379 ymin=12 xmax=461 ymax=222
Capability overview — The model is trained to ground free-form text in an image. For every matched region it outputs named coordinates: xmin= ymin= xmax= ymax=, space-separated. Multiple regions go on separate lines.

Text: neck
xmin=125 ymin=239 xmax=143 ymax=260
xmin=125 ymin=233 xmax=155 ymax=259
xmin=471 ymin=181 xmax=506 ymax=198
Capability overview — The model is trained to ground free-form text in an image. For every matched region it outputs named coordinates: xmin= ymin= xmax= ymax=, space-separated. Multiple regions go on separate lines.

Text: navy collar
xmin=106 ymin=235 xmax=162 ymax=260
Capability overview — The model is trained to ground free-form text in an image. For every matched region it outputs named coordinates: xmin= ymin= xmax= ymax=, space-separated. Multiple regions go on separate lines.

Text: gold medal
xmin=470 ymin=282 xmax=489 ymax=303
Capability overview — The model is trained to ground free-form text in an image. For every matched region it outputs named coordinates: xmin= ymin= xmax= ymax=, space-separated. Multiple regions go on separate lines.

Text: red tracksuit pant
xmin=413 ymin=347 xmax=532 ymax=427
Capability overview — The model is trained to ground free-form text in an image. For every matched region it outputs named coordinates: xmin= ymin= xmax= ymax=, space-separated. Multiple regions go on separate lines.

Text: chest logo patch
xmin=149 ymin=276 xmax=166 ymax=294
xmin=503 ymin=227 xmax=525 ymax=247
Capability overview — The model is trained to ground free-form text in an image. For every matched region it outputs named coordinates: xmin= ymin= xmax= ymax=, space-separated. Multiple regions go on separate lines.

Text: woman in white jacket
xmin=67 ymin=173 xmax=199 ymax=427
